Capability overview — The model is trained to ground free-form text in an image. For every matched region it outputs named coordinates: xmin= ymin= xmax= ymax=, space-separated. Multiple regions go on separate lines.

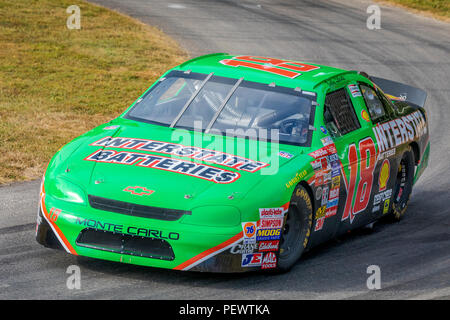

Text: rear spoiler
xmin=370 ymin=76 xmax=427 ymax=109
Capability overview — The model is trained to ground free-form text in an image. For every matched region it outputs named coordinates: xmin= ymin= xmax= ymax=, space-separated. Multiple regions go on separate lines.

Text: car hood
xmin=49 ymin=119 xmax=306 ymax=210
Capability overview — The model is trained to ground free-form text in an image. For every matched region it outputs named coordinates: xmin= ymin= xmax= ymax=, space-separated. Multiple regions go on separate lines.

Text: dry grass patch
xmin=0 ymin=0 xmax=187 ymax=184
xmin=377 ymin=0 xmax=450 ymax=21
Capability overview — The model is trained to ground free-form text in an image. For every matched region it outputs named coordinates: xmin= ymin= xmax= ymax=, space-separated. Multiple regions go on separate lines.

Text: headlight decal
xmin=39 ymin=176 xmax=78 ymax=256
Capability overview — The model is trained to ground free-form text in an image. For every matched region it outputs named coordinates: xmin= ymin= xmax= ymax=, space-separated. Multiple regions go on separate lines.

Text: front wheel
xmin=391 ymin=147 xmax=415 ymax=221
xmin=277 ymin=185 xmax=313 ymax=272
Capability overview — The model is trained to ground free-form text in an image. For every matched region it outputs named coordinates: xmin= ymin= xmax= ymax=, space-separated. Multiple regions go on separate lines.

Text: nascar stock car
xmin=36 ymin=54 xmax=429 ymax=272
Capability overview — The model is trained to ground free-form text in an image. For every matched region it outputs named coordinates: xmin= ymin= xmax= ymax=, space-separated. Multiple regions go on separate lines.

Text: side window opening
xmin=324 ymin=88 xmax=361 ymax=137
xmin=360 ymin=84 xmax=387 ymax=122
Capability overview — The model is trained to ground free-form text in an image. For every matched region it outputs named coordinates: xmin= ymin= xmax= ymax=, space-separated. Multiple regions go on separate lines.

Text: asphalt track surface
xmin=1 ymin=0 xmax=449 ymax=299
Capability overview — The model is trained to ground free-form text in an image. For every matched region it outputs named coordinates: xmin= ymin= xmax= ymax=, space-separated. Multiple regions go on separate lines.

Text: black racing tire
xmin=391 ymin=147 xmax=415 ymax=221
xmin=276 ymin=184 xmax=313 ymax=272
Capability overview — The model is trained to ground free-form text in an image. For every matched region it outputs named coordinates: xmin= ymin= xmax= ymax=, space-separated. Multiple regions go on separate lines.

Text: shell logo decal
xmin=361 ymin=109 xmax=370 ymax=122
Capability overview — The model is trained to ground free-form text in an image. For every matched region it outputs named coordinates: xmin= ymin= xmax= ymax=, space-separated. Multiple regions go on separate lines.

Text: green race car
xmin=36 ymin=54 xmax=430 ymax=272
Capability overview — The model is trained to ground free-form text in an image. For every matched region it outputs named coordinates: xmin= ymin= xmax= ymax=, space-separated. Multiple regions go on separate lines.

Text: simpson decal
xmin=85 ymin=149 xmax=240 ymax=184
xmin=91 ymin=136 xmax=268 ymax=173
xmin=258 ymin=218 xmax=283 ymax=229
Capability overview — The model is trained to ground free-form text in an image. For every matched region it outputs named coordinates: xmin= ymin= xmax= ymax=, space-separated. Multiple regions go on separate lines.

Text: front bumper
xmin=36 ymin=193 xmax=255 ymax=273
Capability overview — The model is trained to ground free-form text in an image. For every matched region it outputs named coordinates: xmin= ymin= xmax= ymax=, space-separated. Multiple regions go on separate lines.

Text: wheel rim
xmin=394 ymin=157 xmax=408 ymax=209
xmin=279 ymin=206 xmax=302 ymax=259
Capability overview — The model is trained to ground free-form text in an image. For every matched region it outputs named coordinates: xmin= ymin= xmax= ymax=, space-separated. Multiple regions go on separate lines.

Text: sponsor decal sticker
xmin=242 ymin=222 xmax=257 ymax=244
xmin=285 ymin=170 xmax=307 ymax=188
xmin=258 ymin=218 xmax=283 ymax=229
xmin=258 ymin=240 xmax=280 ymax=252
xmin=261 ymin=252 xmax=277 ymax=269
xmin=256 ymin=228 xmax=281 ymax=241
xmin=230 ymin=242 xmax=258 ymax=254
xmin=315 ymin=218 xmax=324 ymax=231
xmin=315 ymin=186 xmax=323 ymax=200
xmin=75 ymin=217 xmax=180 ymax=240
xmin=123 ymin=186 xmax=154 ymax=196
xmin=311 ymin=159 xmax=322 ymax=171
xmin=383 ymin=199 xmax=390 ymax=214
xmin=379 ymin=159 xmax=390 ymax=191
xmin=373 ymin=110 xmax=427 ymax=153
xmin=259 ymin=207 xmax=285 ymax=219
xmin=241 ymin=253 xmax=263 ymax=267
xmin=378 ymin=148 xmax=396 ymax=161
xmin=103 ymin=125 xmax=120 ymax=130
xmin=279 ymin=151 xmax=294 ymax=159
xmin=91 ymin=136 xmax=268 ymax=173
xmin=315 ymin=205 xmax=327 ymax=219
xmin=326 ymin=206 xmax=338 ymax=217
xmin=373 ymin=189 xmax=392 ymax=205
xmin=361 ymin=109 xmax=370 ymax=122
xmin=326 ymin=198 xmax=339 ymax=209
xmin=321 ymin=186 xmax=329 ymax=206
xmin=48 ymin=208 xmax=61 ymax=223
xmin=331 ymin=176 xmax=340 ymax=189
xmin=309 ymin=144 xmax=337 ymax=159
xmin=321 ymin=136 xmax=334 ymax=146
xmin=348 ymin=84 xmax=362 ymax=97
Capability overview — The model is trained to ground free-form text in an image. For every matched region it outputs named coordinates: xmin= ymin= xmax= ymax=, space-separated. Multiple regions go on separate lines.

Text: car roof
xmin=174 ymin=53 xmax=355 ymax=92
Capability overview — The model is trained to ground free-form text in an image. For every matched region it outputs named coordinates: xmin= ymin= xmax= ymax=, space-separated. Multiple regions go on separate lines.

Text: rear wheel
xmin=277 ymin=185 xmax=313 ymax=272
xmin=391 ymin=147 xmax=415 ymax=221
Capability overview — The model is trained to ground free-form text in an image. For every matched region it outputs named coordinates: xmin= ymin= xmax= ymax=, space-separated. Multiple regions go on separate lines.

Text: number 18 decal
xmin=342 ymin=137 xmax=377 ymax=223
xmin=220 ymin=56 xmax=320 ymax=79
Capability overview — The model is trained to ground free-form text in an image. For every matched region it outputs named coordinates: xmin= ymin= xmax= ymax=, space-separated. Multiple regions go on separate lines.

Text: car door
xmin=322 ymin=81 xmax=379 ymax=235
xmin=358 ymin=82 xmax=399 ymax=219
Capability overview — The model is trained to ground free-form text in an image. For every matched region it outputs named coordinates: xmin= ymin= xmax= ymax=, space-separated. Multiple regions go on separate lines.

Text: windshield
xmin=125 ymin=71 xmax=315 ymax=145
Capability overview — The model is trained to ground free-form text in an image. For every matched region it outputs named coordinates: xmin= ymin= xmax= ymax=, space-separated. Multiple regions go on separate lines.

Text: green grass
xmin=0 ymin=0 xmax=187 ymax=184
xmin=380 ymin=0 xmax=450 ymax=19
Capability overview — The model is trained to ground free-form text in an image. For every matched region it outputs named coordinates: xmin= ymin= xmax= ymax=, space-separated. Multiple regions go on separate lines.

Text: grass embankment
xmin=378 ymin=0 xmax=450 ymax=21
xmin=0 ymin=0 xmax=187 ymax=184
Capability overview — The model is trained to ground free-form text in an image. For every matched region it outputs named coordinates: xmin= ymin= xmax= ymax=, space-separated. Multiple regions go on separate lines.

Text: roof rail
xmin=312 ymin=70 xmax=358 ymax=89
xmin=179 ymin=53 xmax=228 ymax=67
